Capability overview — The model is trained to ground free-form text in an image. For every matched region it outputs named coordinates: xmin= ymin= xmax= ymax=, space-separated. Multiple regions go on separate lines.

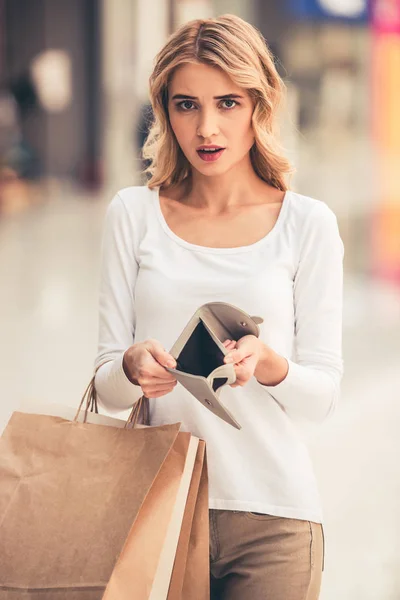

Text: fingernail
xmin=166 ymin=360 xmax=176 ymax=368
xmin=224 ymin=356 xmax=233 ymax=363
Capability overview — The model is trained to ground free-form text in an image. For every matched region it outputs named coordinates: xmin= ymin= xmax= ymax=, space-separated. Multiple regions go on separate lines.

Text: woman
xmin=94 ymin=13 xmax=344 ymax=600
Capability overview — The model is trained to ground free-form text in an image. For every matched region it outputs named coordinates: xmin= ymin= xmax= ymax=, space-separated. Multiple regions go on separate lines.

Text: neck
xmin=182 ymin=157 xmax=271 ymax=213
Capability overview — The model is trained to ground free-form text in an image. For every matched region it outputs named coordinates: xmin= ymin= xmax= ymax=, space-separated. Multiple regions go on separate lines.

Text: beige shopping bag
xmin=168 ymin=441 xmax=209 ymax=600
xmin=0 ymin=376 xmax=210 ymax=599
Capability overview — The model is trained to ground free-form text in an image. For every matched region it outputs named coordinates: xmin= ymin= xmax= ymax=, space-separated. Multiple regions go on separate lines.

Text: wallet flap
xmin=165 ymin=368 xmax=241 ymax=429
xmin=206 ymin=363 xmax=236 ymax=389
xmin=251 ymin=316 xmax=264 ymax=325
xmin=198 ymin=302 xmax=261 ymax=341
xmin=169 ymin=315 xmax=201 ymax=359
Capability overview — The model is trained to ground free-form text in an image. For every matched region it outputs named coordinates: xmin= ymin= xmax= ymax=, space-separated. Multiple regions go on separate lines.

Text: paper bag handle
xmin=75 ymin=366 xmax=150 ymax=428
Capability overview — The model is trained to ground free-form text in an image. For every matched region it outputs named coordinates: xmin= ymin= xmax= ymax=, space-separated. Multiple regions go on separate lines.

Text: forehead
xmin=168 ymin=62 xmax=244 ymax=96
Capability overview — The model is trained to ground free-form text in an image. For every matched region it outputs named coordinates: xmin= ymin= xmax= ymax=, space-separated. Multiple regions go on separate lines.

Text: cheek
xmin=169 ymin=115 xmax=191 ymax=146
xmin=226 ymin=115 xmax=254 ymax=148
xmin=226 ymin=110 xmax=253 ymax=134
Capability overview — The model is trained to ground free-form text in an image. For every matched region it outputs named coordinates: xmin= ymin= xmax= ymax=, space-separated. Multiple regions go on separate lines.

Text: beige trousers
xmin=209 ymin=509 xmax=324 ymax=600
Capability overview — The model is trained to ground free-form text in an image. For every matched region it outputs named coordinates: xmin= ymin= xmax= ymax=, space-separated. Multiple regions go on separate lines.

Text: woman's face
xmin=167 ymin=62 xmax=255 ymax=176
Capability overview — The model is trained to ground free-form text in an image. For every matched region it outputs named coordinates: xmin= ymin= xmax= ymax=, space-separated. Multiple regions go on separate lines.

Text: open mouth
xmin=197 ymin=148 xmax=224 ymax=153
xmin=196 ymin=148 xmax=225 ymax=162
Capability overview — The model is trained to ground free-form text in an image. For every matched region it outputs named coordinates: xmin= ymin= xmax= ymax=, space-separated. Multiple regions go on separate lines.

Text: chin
xmin=195 ymin=165 xmax=229 ymax=177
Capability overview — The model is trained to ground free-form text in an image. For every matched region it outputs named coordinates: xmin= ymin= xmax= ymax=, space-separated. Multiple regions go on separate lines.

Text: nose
xmin=196 ymin=108 xmax=220 ymax=140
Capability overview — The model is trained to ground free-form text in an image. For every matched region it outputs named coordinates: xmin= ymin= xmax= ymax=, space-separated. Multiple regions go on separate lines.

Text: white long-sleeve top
xmin=94 ymin=184 xmax=344 ymax=523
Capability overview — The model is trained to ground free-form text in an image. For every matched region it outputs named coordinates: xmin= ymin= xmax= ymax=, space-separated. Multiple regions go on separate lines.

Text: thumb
xmin=147 ymin=340 xmax=177 ymax=368
xmin=224 ymin=348 xmax=244 ymax=364
xmin=224 ymin=338 xmax=252 ymax=364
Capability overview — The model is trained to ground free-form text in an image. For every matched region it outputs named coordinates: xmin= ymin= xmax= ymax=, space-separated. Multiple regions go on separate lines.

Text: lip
xmin=196 ymin=145 xmax=225 ymax=151
xmin=196 ymin=147 xmax=226 ymax=162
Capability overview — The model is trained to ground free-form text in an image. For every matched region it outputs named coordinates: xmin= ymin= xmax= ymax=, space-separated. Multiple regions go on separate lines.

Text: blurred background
xmin=1 ymin=1 xmax=399 ymax=597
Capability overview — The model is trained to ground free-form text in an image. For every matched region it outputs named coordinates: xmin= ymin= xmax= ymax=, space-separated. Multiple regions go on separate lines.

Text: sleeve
xmin=257 ymin=201 xmax=344 ymax=423
xmin=93 ymin=192 xmax=144 ymax=415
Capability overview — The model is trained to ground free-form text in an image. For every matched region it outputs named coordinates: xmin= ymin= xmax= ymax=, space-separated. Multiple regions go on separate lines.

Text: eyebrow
xmin=171 ymin=93 xmax=244 ymax=100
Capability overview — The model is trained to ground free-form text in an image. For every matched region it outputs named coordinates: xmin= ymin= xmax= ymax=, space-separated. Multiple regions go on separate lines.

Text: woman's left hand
xmin=222 ymin=335 xmax=265 ymax=388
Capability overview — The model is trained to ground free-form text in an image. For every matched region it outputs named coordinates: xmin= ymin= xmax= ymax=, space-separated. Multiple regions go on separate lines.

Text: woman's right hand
xmin=122 ymin=339 xmax=178 ymax=398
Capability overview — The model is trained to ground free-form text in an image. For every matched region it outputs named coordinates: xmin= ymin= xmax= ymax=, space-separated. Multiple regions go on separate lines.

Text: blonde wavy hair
xmin=142 ymin=13 xmax=293 ymax=192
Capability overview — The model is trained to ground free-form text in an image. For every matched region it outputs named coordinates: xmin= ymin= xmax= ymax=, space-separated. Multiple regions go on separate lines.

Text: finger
xmin=224 ymin=335 xmax=260 ymax=364
xmin=140 ymin=371 xmax=176 ymax=387
xmin=230 ymin=360 xmax=255 ymax=382
xmin=150 ymin=384 xmax=177 ymax=396
xmin=230 ymin=374 xmax=248 ymax=388
xmin=139 ymin=362 xmax=177 ymax=382
xmin=142 ymin=382 xmax=177 ymax=397
xmin=230 ymin=370 xmax=247 ymax=387
xmin=224 ymin=348 xmax=248 ymax=364
xmin=143 ymin=377 xmax=177 ymax=388
xmin=232 ymin=367 xmax=247 ymax=383
xmin=234 ymin=356 xmax=257 ymax=373
xmin=145 ymin=339 xmax=177 ymax=369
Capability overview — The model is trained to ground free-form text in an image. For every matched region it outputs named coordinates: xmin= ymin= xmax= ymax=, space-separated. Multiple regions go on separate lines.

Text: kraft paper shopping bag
xmin=0 ymin=381 xmax=209 ymax=599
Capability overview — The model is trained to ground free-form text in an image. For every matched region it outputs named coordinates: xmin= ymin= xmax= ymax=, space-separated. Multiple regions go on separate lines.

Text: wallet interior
xmin=176 ymin=320 xmax=228 ymax=391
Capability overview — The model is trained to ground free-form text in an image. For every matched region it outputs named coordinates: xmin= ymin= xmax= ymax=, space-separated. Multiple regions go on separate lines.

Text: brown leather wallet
xmin=165 ymin=302 xmax=263 ymax=430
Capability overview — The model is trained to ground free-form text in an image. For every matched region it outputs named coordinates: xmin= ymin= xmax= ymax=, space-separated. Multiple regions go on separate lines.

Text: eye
xmin=175 ymin=98 xmax=239 ymax=112
xmin=220 ymin=99 xmax=238 ymax=110
xmin=176 ymin=100 xmax=196 ymax=111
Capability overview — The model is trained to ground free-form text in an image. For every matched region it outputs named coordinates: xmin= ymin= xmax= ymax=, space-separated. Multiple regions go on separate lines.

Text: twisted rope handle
xmin=74 ymin=366 xmax=150 ymax=428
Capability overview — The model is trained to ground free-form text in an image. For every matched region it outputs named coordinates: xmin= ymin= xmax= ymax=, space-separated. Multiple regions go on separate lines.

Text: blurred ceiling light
xmin=30 ymin=50 xmax=72 ymax=113
xmin=317 ymin=0 xmax=366 ymax=17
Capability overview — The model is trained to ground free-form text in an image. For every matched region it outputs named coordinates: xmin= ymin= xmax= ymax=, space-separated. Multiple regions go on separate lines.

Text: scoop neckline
xmin=152 ymin=185 xmax=290 ymax=254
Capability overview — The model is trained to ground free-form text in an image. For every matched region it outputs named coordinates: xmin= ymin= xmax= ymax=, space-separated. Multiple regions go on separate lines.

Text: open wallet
xmin=164 ymin=302 xmax=264 ymax=430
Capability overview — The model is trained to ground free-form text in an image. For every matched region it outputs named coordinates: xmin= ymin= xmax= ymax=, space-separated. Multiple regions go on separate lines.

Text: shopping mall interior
xmin=1 ymin=1 xmax=400 ymax=598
